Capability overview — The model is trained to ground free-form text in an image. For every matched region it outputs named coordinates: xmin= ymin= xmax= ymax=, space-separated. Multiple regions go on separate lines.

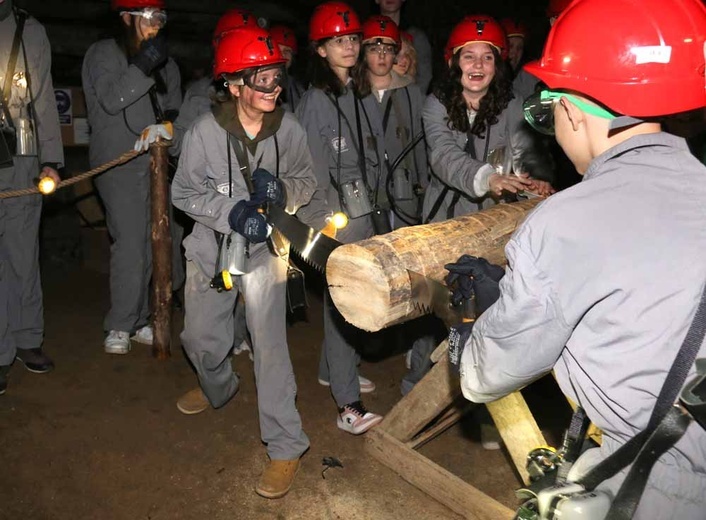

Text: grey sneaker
xmin=131 ymin=325 xmax=153 ymax=345
xmin=104 ymin=330 xmax=130 ymax=354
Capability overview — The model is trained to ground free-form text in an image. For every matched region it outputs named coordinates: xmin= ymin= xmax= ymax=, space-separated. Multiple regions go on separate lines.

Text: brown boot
xmin=176 ymin=387 xmax=210 ymax=415
xmin=255 ymin=458 xmax=300 ymax=499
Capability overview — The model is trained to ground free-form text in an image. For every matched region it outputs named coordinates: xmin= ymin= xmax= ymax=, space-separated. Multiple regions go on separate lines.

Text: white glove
xmin=134 ymin=122 xmax=173 ymax=152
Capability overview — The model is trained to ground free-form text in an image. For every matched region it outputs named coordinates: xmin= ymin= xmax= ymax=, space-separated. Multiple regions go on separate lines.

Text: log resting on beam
xmin=326 ymin=199 xmax=542 ymax=332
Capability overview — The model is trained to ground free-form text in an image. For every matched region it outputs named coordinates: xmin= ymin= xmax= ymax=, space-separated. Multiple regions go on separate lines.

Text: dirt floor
xmin=0 ymin=217 xmax=570 ymax=520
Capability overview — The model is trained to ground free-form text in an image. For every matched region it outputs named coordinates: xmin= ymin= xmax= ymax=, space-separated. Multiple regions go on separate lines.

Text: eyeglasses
xmin=523 ymin=89 xmax=616 ymax=135
xmin=365 ymin=44 xmax=397 ymax=56
xmin=328 ymin=35 xmax=360 ymax=48
xmin=127 ymin=8 xmax=167 ymax=29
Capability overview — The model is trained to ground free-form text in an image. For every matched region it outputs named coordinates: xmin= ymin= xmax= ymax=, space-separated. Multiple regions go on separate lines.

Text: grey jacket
xmin=295 ymin=85 xmax=385 ymax=243
xmin=172 ymin=76 xmax=213 ymax=157
xmin=82 ymin=38 xmax=181 ymax=169
xmin=422 ymin=94 xmax=527 ymax=222
xmin=513 ymin=68 xmax=540 ymax=103
xmin=0 ymin=11 xmax=63 ymax=174
xmin=462 ymin=133 xmax=706 ymax=515
xmin=171 ymin=105 xmax=316 ymax=276
xmin=406 ymin=26 xmax=432 ymax=96
xmin=372 ymin=71 xmax=427 ymax=226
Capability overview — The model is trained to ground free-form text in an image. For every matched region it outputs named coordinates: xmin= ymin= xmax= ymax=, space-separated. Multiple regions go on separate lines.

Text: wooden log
xmin=150 ymin=143 xmax=172 ymax=360
xmin=366 ymin=428 xmax=515 ymax=520
xmin=381 ymin=349 xmax=465 ymax=443
xmin=327 ymin=200 xmax=541 ymax=332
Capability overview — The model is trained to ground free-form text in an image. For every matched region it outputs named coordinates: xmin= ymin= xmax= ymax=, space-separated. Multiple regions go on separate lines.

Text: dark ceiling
xmin=14 ymin=0 xmax=552 ymax=87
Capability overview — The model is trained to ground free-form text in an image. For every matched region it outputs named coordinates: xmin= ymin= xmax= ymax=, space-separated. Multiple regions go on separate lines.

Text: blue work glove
xmin=444 ymin=255 xmax=505 ymax=314
xmin=130 ymin=34 xmax=168 ymax=76
xmin=252 ymin=168 xmax=286 ymax=208
xmin=448 ymin=320 xmax=475 ymax=374
xmin=228 ymin=200 xmax=270 ymax=243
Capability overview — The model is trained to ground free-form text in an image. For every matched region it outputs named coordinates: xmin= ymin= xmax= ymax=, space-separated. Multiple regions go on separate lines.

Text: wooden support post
xmin=367 ymin=428 xmax=515 ymax=520
xmin=150 ymin=142 xmax=172 ymax=359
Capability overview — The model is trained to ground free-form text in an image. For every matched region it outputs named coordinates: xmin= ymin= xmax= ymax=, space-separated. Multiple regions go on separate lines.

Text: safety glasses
xmin=523 ymin=90 xmax=616 ymax=135
xmin=365 ymin=43 xmax=397 ymax=56
xmin=127 ymin=8 xmax=167 ymax=29
xmin=243 ymin=66 xmax=287 ymax=94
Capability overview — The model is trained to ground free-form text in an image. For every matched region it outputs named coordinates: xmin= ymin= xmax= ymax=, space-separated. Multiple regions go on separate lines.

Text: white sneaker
xmin=104 ymin=330 xmax=131 ymax=355
xmin=337 ymin=401 xmax=383 ymax=435
xmin=233 ymin=339 xmax=253 ymax=361
xmin=131 ymin=325 xmax=154 ymax=345
xmin=481 ymin=423 xmax=503 ymax=450
xmin=318 ymin=375 xmax=376 ymax=393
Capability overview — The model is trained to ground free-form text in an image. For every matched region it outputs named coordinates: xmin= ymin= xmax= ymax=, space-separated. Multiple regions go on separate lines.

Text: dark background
xmin=14 ymin=0 xmax=554 ymax=88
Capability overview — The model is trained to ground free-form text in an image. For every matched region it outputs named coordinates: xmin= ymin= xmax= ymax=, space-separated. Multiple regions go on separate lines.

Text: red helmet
xmin=546 ymin=0 xmax=574 ymax=18
xmin=270 ymin=24 xmax=298 ymax=54
xmin=111 ymin=0 xmax=165 ymax=10
xmin=500 ymin=18 xmax=528 ymax=39
xmin=362 ymin=15 xmax=400 ymax=46
xmin=213 ymin=26 xmax=286 ymax=78
xmin=524 ymin=0 xmax=706 ymax=117
xmin=213 ymin=8 xmax=257 ymax=46
xmin=445 ymin=15 xmax=507 ymax=62
xmin=309 ymin=1 xmax=362 ymax=42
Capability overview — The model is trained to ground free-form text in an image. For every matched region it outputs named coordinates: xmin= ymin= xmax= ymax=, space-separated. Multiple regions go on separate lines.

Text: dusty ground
xmin=0 ymin=198 xmax=569 ymax=519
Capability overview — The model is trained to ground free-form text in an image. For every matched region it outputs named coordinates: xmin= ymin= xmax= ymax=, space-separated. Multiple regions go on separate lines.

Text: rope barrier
xmin=0 ymin=140 xmax=171 ymax=200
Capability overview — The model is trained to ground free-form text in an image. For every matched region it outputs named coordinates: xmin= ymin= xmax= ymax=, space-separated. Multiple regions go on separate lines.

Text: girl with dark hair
xmin=295 ymin=1 xmax=384 ymax=436
xmin=422 ymin=15 xmax=553 ymax=224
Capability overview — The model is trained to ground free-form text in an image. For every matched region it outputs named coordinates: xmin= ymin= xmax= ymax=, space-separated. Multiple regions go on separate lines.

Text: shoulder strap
xmin=2 ymin=10 xmax=27 ymax=128
xmin=228 ymin=132 xmax=254 ymax=194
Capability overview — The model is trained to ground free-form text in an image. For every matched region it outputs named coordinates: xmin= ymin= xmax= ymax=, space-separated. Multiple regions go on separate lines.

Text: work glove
xmin=134 ymin=122 xmax=173 ymax=152
xmin=228 ymin=200 xmax=270 ymax=243
xmin=447 ymin=320 xmax=475 ymax=374
xmin=444 ymin=255 xmax=505 ymax=314
xmin=130 ymin=33 xmax=168 ymax=76
xmin=251 ymin=167 xmax=286 ymax=208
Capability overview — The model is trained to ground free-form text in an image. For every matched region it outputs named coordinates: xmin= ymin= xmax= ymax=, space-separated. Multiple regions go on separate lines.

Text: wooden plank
xmin=486 ymin=393 xmax=546 ymax=485
xmin=408 ymin=402 xmax=473 ymax=450
xmin=380 ymin=349 xmax=458 ymax=442
xmin=367 ymin=428 xmax=514 ymax=520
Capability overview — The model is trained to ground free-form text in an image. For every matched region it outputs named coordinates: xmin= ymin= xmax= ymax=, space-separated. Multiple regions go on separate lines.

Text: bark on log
xmin=327 ymin=200 xmax=542 ymax=332
xmin=150 ymin=143 xmax=172 ymax=360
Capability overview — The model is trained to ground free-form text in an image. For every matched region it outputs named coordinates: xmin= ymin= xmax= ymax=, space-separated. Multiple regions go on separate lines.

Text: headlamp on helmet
xmin=126 ymin=7 xmax=167 ymax=28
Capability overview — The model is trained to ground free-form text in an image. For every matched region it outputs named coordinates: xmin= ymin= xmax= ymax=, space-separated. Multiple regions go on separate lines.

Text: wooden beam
xmin=367 ymin=428 xmax=515 ymax=520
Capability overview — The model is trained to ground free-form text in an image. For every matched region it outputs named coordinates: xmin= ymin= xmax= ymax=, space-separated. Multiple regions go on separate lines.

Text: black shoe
xmin=0 ymin=365 xmax=10 ymax=394
xmin=15 ymin=348 xmax=55 ymax=374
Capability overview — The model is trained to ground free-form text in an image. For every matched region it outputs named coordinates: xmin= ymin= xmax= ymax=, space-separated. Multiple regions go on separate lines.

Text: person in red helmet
xmin=171 ymin=26 xmax=316 ymax=499
xmin=269 ymin=24 xmax=304 ymax=112
xmin=295 ymin=1 xmax=384 ymax=435
xmin=423 ymin=14 xmax=552 ymax=224
xmin=374 ymin=0 xmax=433 ymax=95
xmin=82 ymin=0 xmax=182 ymax=355
xmin=453 ymin=0 xmax=706 ymax=517
xmin=500 ymin=18 xmax=528 ymax=73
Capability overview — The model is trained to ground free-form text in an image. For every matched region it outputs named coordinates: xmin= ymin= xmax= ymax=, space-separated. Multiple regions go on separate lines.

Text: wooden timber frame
xmin=366 ymin=342 xmax=547 ymax=520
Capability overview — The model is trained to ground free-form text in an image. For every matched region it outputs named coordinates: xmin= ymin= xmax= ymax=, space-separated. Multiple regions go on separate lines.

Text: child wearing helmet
xmin=83 ymin=0 xmax=182 ymax=355
xmin=295 ymin=1 xmax=384 ymax=436
xmin=422 ymin=14 xmax=553 ymax=225
xmin=171 ymin=26 xmax=316 ymax=499
xmin=269 ymin=24 xmax=305 ymax=112
xmin=393 ymin=31 xmax=418 ymax=81
xmin=456 ymin=0 xmax=706 ymax=518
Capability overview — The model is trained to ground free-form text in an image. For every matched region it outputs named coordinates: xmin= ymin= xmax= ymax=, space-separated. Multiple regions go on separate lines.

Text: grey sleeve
xmin=423 ymin=95 xmax=492 ymax=198
xmin=30 ymin=23 xmax=63 ymax=167
xmin=82 ymin=42 xmax=155 ymax=116
xmin=164 ymin=59 xmax=182 ymax=114
xmin=409 ymin=28 xmax=432 ymax=96
xmin=279 ymin=120 xmax=317 ymax=214
xmin=171 ymin=127 xmax=240 ymax=235
xmin=172 ymin=86 xmax=203 ymax=156
xmin=408 ymin=85 xmax=429 ymax=189
xmin=294 ymin=92 xmax=334 ymax=230
xmin=459 ymin=225 xmax=572 ymax=403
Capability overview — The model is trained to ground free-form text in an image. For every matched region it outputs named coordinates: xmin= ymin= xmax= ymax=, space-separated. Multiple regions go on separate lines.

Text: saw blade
xmin=267 ymin=204 xmax=342 ymax=272
xmin=407 ymin=269 xmax=466 ymax=327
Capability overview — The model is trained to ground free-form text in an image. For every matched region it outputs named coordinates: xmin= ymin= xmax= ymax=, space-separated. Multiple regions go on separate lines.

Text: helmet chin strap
xmin=0 ymin=0 xmax=14 ymax=21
